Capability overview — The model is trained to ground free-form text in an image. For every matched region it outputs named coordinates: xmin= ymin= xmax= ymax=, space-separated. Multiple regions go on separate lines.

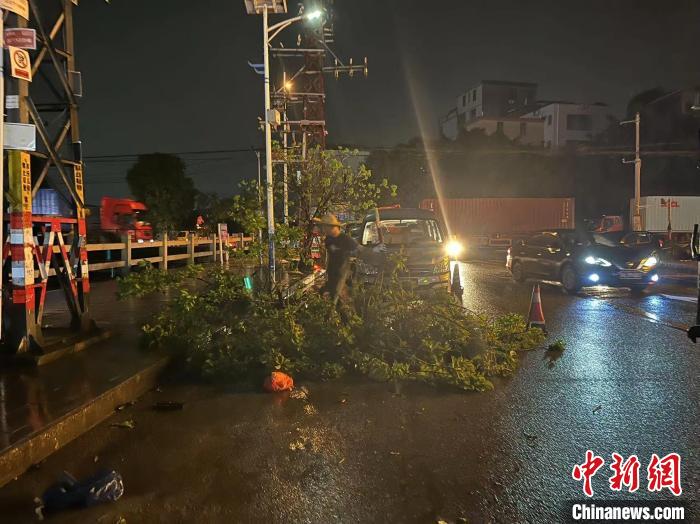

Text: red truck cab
xmin=100 ymin=197 xmax=153 ymax=241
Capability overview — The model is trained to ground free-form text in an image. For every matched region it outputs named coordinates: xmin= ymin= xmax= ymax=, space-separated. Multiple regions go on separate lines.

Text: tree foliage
xmin=126 ymin=153 xmax=195 ymax=234
xmin=118 ymin=264 xmax=546 ymax=392
xmin=229 ymin=146 xmax=396 ymax=267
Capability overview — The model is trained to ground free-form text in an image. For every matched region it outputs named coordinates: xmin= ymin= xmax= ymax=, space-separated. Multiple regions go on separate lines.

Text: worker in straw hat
xmin=313 ymin=213 xmax=386 ymax=306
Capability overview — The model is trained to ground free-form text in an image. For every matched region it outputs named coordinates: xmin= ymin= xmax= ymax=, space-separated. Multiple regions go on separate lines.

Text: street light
xmin=245 ymin=1 xmax=323 ymax=286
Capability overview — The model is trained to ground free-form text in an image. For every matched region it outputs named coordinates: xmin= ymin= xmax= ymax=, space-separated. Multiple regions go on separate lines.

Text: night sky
xmin=75 ymin=0 xmax=700 ymax=202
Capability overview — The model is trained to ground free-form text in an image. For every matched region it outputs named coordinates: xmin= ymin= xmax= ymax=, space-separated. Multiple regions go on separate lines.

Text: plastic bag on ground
xmin=264 ymin=371 xmax=294 ymax=392
xmin=40 ymin=469 xmax=124 ymax=513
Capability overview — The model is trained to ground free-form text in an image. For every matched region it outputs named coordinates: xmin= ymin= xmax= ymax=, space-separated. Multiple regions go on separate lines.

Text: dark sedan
xmin=506 ymin=230 xmax=660 ymax=294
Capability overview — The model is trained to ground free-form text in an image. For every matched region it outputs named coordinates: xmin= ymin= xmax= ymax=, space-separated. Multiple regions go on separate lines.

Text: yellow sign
xmin=74 ymin=164 xmax=85 ymax=219
xmin=0 ymin=0 xmax=29 ymax=20
xmin=8 ymin=150 xmax=31 ymax=213
xmin=9 ymin=46 xmax=31 ymax=82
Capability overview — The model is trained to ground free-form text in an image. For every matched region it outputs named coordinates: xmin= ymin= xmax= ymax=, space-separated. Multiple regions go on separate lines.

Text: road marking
xmin=661 ymin=294 xmax=697 ymax=304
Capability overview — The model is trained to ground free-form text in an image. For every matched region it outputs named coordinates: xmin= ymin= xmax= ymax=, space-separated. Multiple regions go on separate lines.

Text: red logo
xmin=609 ymin=453 xmax=641 ymax=493
xmin=573 ymin=452 xmax=682 ymax=497
xmin=647 ymin=453 xmax=682 ymax=496
xmin=572 ymin=450 xmax=605 ymax=497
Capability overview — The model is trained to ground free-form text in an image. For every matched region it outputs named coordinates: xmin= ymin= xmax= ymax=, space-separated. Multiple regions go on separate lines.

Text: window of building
xmin=566 ymin=114 xmax=592 ymax=131
xmin=520 ymin=122 xmax=527 ymax=137
xmin=470 ymin=109 xmax=477 ymax=121
xmin=547 ymin=114 xmax=553 ymax=126
xmin=472 ymin=89 xmax=477 ymax=102
xmin=496 ymin=121 xmax=504 ymax=133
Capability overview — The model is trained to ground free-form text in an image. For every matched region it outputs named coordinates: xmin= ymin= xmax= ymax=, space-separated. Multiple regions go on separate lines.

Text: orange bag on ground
xmin=263 ymin=371 xmax=294 ymax=392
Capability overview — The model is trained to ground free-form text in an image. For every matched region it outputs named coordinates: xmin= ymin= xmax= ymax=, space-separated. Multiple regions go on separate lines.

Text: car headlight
xmin=584 ymin=255 xmax=611 ymax=267
xmin=641 ymin=256 xmax=657 ymax=269
xmin=445 ymin=240 xmax=464 ymax=259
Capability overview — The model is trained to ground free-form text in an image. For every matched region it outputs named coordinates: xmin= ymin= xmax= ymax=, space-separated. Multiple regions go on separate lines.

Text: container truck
xmin=420 ymin=197 xmax=575 ymax=254
xmin=631 ymin=196 xmax=700 ymax=258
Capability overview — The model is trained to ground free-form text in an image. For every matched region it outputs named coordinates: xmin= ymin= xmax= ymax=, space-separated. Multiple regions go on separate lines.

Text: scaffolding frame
xmin=2 ymin=0 xmax=93 ymax=354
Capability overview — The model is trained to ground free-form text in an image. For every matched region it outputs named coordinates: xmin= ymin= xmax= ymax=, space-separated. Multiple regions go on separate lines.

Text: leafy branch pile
xmin=119 ymin=267 xmax=545 ymax=392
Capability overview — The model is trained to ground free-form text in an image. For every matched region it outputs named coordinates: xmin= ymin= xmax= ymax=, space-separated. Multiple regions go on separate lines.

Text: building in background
xmin=522 ymin=102 xmax=608 ymax=149
xmin=440 ymin=80 xmax=538 ymax=140
xmin=464 ymin=116 xmax=544 ymax=146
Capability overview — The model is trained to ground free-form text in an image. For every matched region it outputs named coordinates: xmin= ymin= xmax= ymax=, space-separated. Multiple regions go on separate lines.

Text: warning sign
xmin=9 ymin=46 xmax=31 ymax=82
xmin=0 ymin=0 xmax=29 ymax=20
xmin=4 ymin=28 xmax=36 ymax=49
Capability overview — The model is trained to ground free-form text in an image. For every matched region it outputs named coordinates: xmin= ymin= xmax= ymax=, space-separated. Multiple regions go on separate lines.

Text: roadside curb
xmin=0 ymin=356 xmax=169 ymax=488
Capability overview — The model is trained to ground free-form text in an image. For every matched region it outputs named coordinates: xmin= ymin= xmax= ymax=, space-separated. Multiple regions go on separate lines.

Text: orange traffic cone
xmin=527 ymin=284 xmax=546 ymax=332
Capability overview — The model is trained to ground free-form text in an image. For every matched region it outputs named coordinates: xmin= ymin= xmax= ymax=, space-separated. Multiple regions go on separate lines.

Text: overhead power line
xmin=84 ymin=147 xmax=262 ymax=160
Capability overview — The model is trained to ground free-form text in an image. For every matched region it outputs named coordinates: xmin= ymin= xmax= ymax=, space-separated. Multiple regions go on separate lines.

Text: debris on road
xmin=593 ymin=405 xmax=603 ymax=413
xmin=290 ymin=385 xmax=309 ymax=400
xmin=114 ymin=401 xmax=134 ymax=412
xmin=110 ymin=420 xmax=135 ymax=430
xmin=152 ymin=401 xmax=185 ymax=411
xmin=547 ymin=339 xmax=566 ymax=352
xmin=35 ymin=470 xmax=124 ymax=519
xmin=264 ymin=371 xmax=294 ymax=392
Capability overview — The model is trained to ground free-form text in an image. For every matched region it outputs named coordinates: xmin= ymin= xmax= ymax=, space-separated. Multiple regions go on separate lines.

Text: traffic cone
xmin=527 ymin=284 xmax=546 ymax=332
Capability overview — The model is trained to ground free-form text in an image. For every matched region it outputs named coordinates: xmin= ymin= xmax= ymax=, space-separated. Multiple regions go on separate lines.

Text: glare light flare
xmin=641 ymin=256 xmax=658 ymax=269
xmin=400 ymin=57 xmax=452 ymax=238
xmin=446 ymin=239 xmax=464 ymax=259
xmin=585 ymin=256 xmax=612 ymax=267
xmin=589 ymin=273 xmax=600 ymax=283
xmin=306 ymin=10 xmax=323 ymax=20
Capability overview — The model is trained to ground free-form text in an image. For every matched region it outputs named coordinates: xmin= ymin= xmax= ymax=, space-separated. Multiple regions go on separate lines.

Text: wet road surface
xmin=0 ymin=263 xmax=698 ymax=523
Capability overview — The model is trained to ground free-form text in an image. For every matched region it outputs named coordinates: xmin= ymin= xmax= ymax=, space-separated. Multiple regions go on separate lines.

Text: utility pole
xmin=621 ymin=112 xmax=642 ymax=231
xmin=245 ymin=1 xmax=323 ymax=288
xmin=282 ymin=72 xmax=289 ymax=224
xmin=261 ymin=5 xmax=276 ymax=284
xmin=0 ymin=9 xmax=4 ymax=339
xmin=255 ymin=150 xmax=264 ymax=267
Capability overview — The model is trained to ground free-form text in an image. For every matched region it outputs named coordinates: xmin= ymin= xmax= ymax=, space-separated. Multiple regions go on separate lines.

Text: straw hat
xmin=313 ymin=214 xmax=343 ymax=227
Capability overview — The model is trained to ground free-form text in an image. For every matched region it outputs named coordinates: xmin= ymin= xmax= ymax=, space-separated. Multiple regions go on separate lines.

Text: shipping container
xmin=631 ymin=196 xmax=700 ymax=233
xmin=420 ymin=197 xmax=575 ymax=247
xmin=32 ymin=189 xmax=72 ymax=217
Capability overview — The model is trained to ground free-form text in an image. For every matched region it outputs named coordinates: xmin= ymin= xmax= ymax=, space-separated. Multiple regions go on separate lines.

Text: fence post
xmin=121 ymin=234 xmax=132 ymax=276
xmin=239 ymin=233 xmax=245 ymax=252
xmin=160 ymin=232 xmax=169 ymax=271
xmin=188 ymin=233 xmax=195 ymax=265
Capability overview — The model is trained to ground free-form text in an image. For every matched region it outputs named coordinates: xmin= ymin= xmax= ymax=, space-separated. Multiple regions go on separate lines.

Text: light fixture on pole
xmin=245 ymin=0 xmax=323 ymax=287
xmin=621 ymin=113 xmax=642 ymax=232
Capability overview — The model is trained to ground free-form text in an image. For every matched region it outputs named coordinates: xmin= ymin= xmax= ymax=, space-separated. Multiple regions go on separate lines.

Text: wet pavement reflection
xmin=0 ymin=281 xmax=167 ymax=456
xmin=0 ymin=263 xmax=697 ymax=523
